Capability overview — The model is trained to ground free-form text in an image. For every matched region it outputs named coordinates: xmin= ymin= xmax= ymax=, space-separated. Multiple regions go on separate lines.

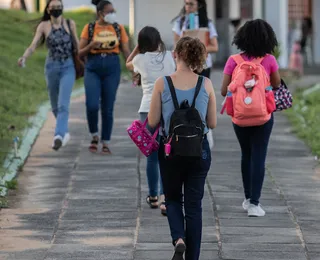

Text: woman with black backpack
xmin=148 ymin=36 xmax=217 ymax=260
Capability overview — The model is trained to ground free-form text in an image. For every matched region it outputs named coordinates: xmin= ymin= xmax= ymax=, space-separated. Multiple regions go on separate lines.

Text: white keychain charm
xmin=244 ymin=96 xmax=252 ymax=105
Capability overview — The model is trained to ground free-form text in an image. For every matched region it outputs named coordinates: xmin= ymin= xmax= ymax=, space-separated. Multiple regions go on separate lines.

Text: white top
xmin=172 ymin=15 xmax=218 ymax=68
xmin=132 ymin=51 xmax=176 ymax=113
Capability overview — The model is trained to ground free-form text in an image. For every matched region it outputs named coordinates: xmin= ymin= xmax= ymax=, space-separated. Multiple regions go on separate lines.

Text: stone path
xmin=0 ymin=72 xmax=319 ymax=260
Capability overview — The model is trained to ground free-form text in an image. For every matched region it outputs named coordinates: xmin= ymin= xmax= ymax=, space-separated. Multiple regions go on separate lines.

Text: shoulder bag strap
xmin=66 ymin=19 xmax=76 ymax=53
xmin=191 ymin=76 xmax=204 ymax=108
xmin=165 ymin=76 xmax=179 ymax=110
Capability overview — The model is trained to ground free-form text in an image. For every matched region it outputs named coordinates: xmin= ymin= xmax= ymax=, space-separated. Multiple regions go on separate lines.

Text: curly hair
xmin=175 ymin=36 xmax=207 ymax=73
xmin=232 ymin=19 xmax=278 ymax=57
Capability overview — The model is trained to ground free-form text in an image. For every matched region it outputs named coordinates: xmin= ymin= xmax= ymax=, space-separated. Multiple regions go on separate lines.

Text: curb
xmin=0 ymin=87 xmax=85 ymax=197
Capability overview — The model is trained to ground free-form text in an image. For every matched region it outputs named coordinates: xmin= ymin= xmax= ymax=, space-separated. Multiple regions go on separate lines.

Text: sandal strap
xmin=91 ymin=139 xmax=99 ymax=145
xmin=102 ymin=145 xmax=111 ymax=152
xmin=146 ymin=196 xmax=158 ymax=203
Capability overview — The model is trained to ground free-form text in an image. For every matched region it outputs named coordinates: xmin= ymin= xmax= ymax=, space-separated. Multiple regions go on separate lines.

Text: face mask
xmin=50 ymin=9 xmax=63 ymax=18
xmin=104 ymin=13 xmax=117 ymax=24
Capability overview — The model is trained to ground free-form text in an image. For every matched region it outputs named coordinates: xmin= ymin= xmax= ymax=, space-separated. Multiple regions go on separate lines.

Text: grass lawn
xmin=0 ymin=9 xmax=129 ymax=176
xmin=286 ymin=84 xmax=320 ymax=158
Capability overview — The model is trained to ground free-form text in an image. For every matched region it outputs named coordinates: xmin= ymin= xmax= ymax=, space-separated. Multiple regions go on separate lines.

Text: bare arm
xmin=126 ymin=45 xmax=139 ymax=71
xmin=205 ymin=78 xmax=217 ymax=129
xmin=121 ymin=41 xmax=131 ymax=61
xmin=148 ymin=77 xmax=164 ymax=128
xmin=221 ymin=74 xmax=232 ymax=97
xmin=79 ymin=38 xmax=101 ymax=58
xmin=173 ymin=32 xmax=180 ymax=49
xmin=206 ymin=37 xmax=219 ymax=53
xmin=18 ymin=22 xmax=44 ymax=65
xmin=270 ymin=70 xmax=281 ymax=89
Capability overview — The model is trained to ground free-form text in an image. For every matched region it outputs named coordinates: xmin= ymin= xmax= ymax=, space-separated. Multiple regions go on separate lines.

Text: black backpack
xmin=164 ymin=76 xmax=205 ymax=158
xmin=88 ymin=21 xmax=122 ymax=49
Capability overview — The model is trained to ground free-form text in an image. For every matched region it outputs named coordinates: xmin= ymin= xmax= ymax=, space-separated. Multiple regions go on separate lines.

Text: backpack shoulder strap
xmin=113 ymin=23 xmax=122 ymax=48
xmin=88 ymin=21 xmax=96 ymax=43
xmin=165 ymin=76 xmax=179 ymax=110
xmin=191 ymin=76 xmax=204 ymax=108
xmin=232 ymin=54 xmax=245 ymax=65
xmin=112 ymin=23 xmax=121 ymax=41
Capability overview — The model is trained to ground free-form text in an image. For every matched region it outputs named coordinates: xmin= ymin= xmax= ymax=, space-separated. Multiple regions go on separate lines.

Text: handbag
xmin=132 ymin=72 xmax=141 ymax=87
xmin=273 ymin=79 xmax=293 ymax=111
xmin=127 ymin=118 xmax=160 ymax=157
xmin=67 ymin=19 xmax=85 ymax=79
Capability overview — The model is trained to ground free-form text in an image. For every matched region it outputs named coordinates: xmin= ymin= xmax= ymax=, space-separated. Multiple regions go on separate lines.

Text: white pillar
xmin=253 ymin=0 xmax=263 ymax=19
xmin=129 ymin=0 xmax=135 ymax=37
xmin=313 ymin=0 xmax=320 ymax=65
xmin=229 ymin=0 xmax=240 ymax=19
xmin=207 ymin=0 xmax=214 ymax=22
xmin=264 ymin=0 xmax=288 ymax=68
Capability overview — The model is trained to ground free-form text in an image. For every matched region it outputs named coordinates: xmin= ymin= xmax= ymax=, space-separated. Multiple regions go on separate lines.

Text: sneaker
xmin=172 ymin=242 xmax=186 ymax=260
xmin=248 ymin=204 xmax=266 ymax=217
xmin=62 ymin=133 xmax=70 ymax=147
xmin=52 ymin=135 xmax=63 ymax=151
xmin=242 ymin=199 xmax=251 ymax=211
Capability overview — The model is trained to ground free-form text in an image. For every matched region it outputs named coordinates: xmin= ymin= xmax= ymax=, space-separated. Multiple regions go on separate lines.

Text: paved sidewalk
xmin=0 ymin=72 xmax=320 ymax=260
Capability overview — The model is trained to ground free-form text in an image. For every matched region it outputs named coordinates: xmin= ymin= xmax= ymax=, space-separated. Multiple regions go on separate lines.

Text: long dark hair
xmin=40 ymin=0 xmax=63 ymax=22
xmin=35 ymin=0 xmax=63 ymax=45
xmin=138 ymin=26 xmax=166 ymax=63
xmin=172 ymin=0 xmax=209 ymax=29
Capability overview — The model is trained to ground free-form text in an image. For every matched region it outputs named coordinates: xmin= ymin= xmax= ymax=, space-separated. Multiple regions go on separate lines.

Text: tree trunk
xmin=10 ymin=0 xmax=28 ymax=11
xmin=20 ymin=0 xmax=27 ymax=11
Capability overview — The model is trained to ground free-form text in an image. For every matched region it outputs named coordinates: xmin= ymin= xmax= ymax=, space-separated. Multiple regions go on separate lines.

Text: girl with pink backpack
xmin=221 ymin=19 xmax=281 ymax=217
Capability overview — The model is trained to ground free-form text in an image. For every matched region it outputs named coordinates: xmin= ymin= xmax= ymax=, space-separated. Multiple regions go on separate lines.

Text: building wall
xmin=133 ymin=0 xmax=215 ymax=50
xmin=313 ymin=0 xmax=320 ymax=64
xmin=0 ymin=0 xmax=34 ymax=11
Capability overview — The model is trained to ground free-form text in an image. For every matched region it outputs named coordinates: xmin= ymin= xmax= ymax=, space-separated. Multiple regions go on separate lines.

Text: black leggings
xmin=233 ymin=115 xmax=274 ymax=205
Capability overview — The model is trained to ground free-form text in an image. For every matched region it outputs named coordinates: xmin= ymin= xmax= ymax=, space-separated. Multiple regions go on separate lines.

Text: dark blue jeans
xmin=233 ymin=114 xmax=274 ymax=206
xmin=158 ymin=137 xmax=211 ymax=260
xmin=84 ymin=54 xmax=121 ymax=142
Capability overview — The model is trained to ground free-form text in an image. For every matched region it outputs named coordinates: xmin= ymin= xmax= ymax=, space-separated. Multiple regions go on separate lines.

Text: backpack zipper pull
xmin=176 ymin=135 xmax=179 ymax=142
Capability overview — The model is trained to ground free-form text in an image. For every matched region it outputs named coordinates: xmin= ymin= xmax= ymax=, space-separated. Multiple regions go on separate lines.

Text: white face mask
xmin=104 ymin=13 xmax=117 ymax=24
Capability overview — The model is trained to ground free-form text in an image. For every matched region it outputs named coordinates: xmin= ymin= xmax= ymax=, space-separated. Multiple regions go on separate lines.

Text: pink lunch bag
xmin=127 ymin=118 xmax=160 ymax=157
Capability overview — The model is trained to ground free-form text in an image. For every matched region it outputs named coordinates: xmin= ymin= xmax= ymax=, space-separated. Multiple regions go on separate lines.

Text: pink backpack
xmin=221 ymin=54 xmax=276 ymax=127
xmin=127 ymin=118 xmax=160 ymax=157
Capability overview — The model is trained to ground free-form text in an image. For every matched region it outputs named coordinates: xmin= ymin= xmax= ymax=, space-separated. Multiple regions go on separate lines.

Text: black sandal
xmin=89 ymin=139 xmax=99 ymax=153
xmin=146 ymin=196 xmax=159 ymax=209
xmin=101 ymin=145 xmax=112 ymax=155
xmin=160 ymin=201 xmax=167 ymax=216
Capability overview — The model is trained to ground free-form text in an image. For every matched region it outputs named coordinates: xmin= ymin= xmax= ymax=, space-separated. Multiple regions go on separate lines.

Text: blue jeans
xmin=45 ymin=58 xmax=75 ymax=138
xmin=139 ymin=113 xmax=163 ymax=197
xmin=158 ymin=137 xmax=211 ymax=260
xmin=84 ymin=54 xmax=121 ymax=142
xmin=233 ymin=114 xmax=274 ymax=205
